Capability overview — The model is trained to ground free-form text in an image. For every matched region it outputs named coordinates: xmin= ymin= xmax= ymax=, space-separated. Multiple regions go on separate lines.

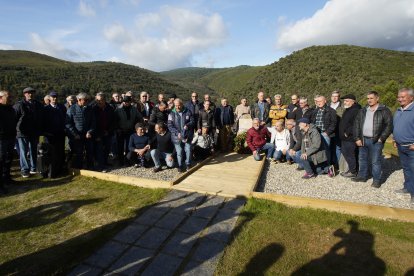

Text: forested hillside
xmin=0 ymin=50 xmax=189 ymax=100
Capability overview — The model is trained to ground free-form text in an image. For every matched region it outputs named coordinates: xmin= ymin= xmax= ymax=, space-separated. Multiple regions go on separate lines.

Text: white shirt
xmin=268 ymin=127 xmax=290 ymax=151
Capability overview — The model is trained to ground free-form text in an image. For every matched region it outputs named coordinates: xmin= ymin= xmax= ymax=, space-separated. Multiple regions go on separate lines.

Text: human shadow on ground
xmin=381 ymin=155 xmax=402 ymax=183
xmin=292 ymin=220 xmax=386 ymax=275
xmin=239 ymin=242 xmax=284 ymax=275
xmin=0 ymin=198 xmax=103 ymax=233
xmin=406 ymin=267 xmax=414 ymax=276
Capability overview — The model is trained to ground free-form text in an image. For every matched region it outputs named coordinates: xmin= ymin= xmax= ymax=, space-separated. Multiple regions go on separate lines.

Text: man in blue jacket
xmin=168 ymin=98 xmax=194 ymax=172
xmin=393 ymin=87 xmax=414 ymax=204
xmin=66 ymin=93 xmax=96 ymax=169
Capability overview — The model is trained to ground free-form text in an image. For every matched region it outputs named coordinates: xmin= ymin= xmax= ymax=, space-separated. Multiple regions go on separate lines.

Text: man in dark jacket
xmin=287 ymin=94 xmax=300 ymax=119
xmin=185 ymin=92 xmax=203 ymax=128
xmin=0 ymin=90 xmax=16 ymax=192
xmin=338 ymin=94 xmax=361 ymax=178
xmin=251 ymin=91 xmax=271 ymax=126
xmin=215 ymin=98 xmax=235 ymax=152
xmin=150 ymin=123 xmax=175 ymax=172
xmin=310 ymin=95 xmax=337 ymax=165
xmin=65 ymin=93 xmax=96 ymax=169
xmin=168 ymin=98 xmax=195 ymax=172
xmin=198 ymin=100 xmax=216 ymax=131
xmin=137 ymin=91 xmax=154 ymax=123
xmin=43 ymin=91 xmax=67 ymax=177
xmin=292 ymin=97 xmax=314 ymax=122
xmin=287 ymin=119 xmax=303 ymax=169
xmin=14 ymin=87 xmax=44 ymax=177
xmin=352 ymin=91 xmax=393 ymax=187
xmin=148 ymin=102 xmax=169 ymax=133
xmin=93 ymin=92 xmax=115 ymax=172
xmin=246 ymin=118 xmax=274 ymax=161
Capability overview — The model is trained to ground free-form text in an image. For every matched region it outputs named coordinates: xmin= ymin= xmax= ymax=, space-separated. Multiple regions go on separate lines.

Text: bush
xmin=233 ymin=131 xmax=251 ymax=154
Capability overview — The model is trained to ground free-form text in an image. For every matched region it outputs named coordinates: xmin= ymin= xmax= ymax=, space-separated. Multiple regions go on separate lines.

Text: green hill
xmin=161 ymin=65 xmax=264 ymax=103
xmin=0 ymin=50 xmax=189 ymax=100
xmin=240 ymin=45 xmax=414 ymax=105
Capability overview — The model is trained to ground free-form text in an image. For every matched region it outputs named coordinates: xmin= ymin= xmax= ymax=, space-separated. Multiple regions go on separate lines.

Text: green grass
xmin=217 ymin=198 xmax=414 ymax=275
xmin=0 ymin=175 xmax=167 ymax=275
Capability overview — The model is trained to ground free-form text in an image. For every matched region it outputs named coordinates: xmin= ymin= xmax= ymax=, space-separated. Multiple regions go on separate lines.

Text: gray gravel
xmin=257 ymin=156 xmax=414 ymax=210
xmin=109 ymin=164 xmax=180 ymax=182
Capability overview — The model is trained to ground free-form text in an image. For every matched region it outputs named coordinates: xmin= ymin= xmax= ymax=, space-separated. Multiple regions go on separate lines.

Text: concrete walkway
xmin=70 ymin=190 xmax=246 ymax=275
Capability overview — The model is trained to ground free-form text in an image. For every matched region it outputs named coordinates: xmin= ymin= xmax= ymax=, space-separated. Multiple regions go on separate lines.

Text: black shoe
xmin=21 ymin=172 xmax=30 ymax=178
xmin=371 ymin=181 xmax=381 ymax=188
xmin=296 ymin=167 xmax=304 ymax=171
xmin=352 ymin=176 xmax=368 ymax=182
xmin=177 ymin=167 xmax=184 ymax=173
xmin=395 ymin=188 xmax=409 ymax=194
xmin=153 ymin=167 xmax=162 ymax=173
xmin=341 ymin=171 xmax=357 ymax=178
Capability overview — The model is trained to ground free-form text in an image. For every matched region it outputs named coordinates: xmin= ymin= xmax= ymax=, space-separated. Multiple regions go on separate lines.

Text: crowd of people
xmin=245 ymin=88 xmax=414 ymax=205
xmin=0 ymin=87 xmax=413 ymax=205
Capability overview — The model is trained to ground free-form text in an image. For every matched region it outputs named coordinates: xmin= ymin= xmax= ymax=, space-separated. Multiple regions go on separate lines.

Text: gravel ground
xmin=109 ymin=164 xmax=180 ymax=182
xmin=257 ymin=156 xmax=414 ymax=210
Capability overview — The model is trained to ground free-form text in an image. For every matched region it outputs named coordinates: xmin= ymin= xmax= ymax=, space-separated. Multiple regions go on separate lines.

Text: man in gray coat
xmin=298 ymin=118 xmax=334 ymax=179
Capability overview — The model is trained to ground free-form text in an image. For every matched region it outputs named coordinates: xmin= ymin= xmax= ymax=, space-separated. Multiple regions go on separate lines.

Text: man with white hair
xmin=65 ymin=93 xmax=96 ymax=169
xmin=393 ymin=87 xmax=414 ymax=203
xmin=137 ymin=91 xmax=154 ymax=122
xmin=251 ymin=91 xmax=271 ymax=126
xmin=246 ymin=118 xmax=274 ymax=161
xmin=338 ymin=94 xmax=361 ymax=178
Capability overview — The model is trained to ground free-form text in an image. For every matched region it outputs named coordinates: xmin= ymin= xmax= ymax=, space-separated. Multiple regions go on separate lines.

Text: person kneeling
xmin=150 ymin=123 xmax=175 ymax=173
xmin=269 ymin=121 xmax=291 ymax=163
xmin=192 ymin=126 xmax=215 ymax=161
xmin=298 ymin=118 xmax=334 ymax=179
xmin=246 ymin=118 xmax=275 ymax=161
xmin=127 ymin=123 xmax=150 ymax=168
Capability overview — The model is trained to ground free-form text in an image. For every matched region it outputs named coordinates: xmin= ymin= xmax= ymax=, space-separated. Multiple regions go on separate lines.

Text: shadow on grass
xmin=292 ymin=220 xmax=386 ymax=275
xmin=0 ymin=198 xmax=103 ymax=233
xmin=5 ymin=174 xmax=75 ymax=197
xmin=240 ymin=243 xmax=284 ymax=275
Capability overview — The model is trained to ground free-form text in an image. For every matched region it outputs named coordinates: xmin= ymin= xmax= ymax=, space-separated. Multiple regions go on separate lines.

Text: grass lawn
xmin=0 ymin=175 xmax=167 ymax=275
xmin=217 ymin=198 xmax=414 ymax=275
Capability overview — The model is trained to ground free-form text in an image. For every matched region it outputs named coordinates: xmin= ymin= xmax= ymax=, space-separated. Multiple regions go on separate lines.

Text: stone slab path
xmin=70 ymin=190 xmax=246 ymax=276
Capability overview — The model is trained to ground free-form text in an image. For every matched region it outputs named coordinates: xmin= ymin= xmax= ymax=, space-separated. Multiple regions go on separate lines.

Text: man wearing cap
xmin=353 ymin=91 xmax=393 ymax=187
xmin=338 ymin=94 xmax=361 ymax=178
xmin=0 ymin=90 xmax=16 ymax=192
xmin=14 ymin=87 xmax=44 ymax=177
xmin=246 ymin=118 xmax=274 ymax=161
xmin=297 ymin=117 xmax=333 ymax=178
xmin=44 ymin=91 xmax=67 ymax=177
xmin=115 ymin=96 xmax=143 ymax=166
xmin=393 ymin=87 xmax=414 ymax=204
xmin=65 ymin=92 xmax=96 ymax=169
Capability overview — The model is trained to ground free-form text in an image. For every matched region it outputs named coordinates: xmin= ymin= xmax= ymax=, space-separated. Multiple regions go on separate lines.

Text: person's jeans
xmin=303 ymin=159 xmax=328 ymax=175
xmin=174 ymin=142 xmax=192 ymax=168
xmin=357 ymin=137 xmax=384 ymax=182
xmin=253 ymin=143 xmax=275 ymax=161
xmin=116 ymin=131 xmax=133 ymax=166
xmin=330 ymin=136 xmax=341 ymax=167
xmin=321 ymin=132 xmax=331 ymax=165
xmin=292 ymin=150 xmax=303 ymax=168
xmin=397 ymin=145 xmax=414 ymax=195
xmin=17 ymin=136 xmax=38 ymax=173
xmin=151 ymin=149 xmax=174 ymax=168
xmin=273 ymin=149 xmax=293 ymax=161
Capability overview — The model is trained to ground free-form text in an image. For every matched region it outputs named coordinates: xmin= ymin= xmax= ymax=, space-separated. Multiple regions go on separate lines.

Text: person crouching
xmin=246 ymin=118 xmax=275 ymax=161
xmin=298 ymin=118 xmax=334 ymax=179
xmin=192 ymin=126 xmax=215 ymax=161
xmin=127 ymin=123 xmax=150 ymax=168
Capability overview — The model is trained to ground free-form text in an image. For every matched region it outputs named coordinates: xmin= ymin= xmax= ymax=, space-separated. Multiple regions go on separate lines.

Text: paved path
xmin=70 ymin=190 xmax=246 ymax=275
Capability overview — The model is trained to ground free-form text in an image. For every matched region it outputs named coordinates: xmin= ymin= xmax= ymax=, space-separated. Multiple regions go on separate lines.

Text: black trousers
xmin=0 ymin=138 xmax=14 ymax=183
xmin=341 ymin=140 xmax=358 ymax=174
xmin=45 ymin=135 xmax=66 ymax=177
xmin=117 ymin=131 xmax=134 ymax=166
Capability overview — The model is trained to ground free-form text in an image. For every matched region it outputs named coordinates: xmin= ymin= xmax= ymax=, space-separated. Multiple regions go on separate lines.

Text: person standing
xmin=292 ymin=97 xmax=314 ymax=122
xmin=338 ymin=94 xmax=361 ymax=178
xmin=393 ymin=88 xmax=414 ymax=203
xmin=137 ymin=91 xmax=154 ymax=123
xmin=330 ymin=90 xmax=344 ymax=167
xmin=269 ymin=94 xmax=288 ymax=126
xmin=353 ymin=91 xmax=393 ymax=187
xmin=251 ymin=91 xmax=270 ymax=126
xmin=0 ymin=91 xmax=17 ymax=192
xmin=215 ymin=98 xmax=235 ymax=152
xmin=287 ymin=94 xmax=300 ymax=119
xmin=185 ymin=92 xmax=203 ymax=130
xmin=168 ymin=98 xmax=195 ymax=172
xmin=14 ymin=87 xmax=44 ymax=177
xmin=202 ymin=94 xmax=216 ymax=111
xmin=43 ymin=91 xmax=67 ymax=177
xmin=65 ymin=93 xmax=96 ymax=169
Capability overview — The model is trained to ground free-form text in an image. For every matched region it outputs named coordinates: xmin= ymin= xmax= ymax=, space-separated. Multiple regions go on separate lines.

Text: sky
xmin=1 ymin=0 xmax=414 ymax=72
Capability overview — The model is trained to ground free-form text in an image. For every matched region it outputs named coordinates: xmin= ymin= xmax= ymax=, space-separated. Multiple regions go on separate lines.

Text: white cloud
xmin=103 ymin=6 xmax=228 ymax=71
xmin=0 ymin=43 xmax=14 ymax=50
xmin=78 ymin=0 xmax=96 ymax=17
xmin=29 ymin=32 xmax=86 ymax=60
xmin=276 ymin=0 xmax=414 ymax=52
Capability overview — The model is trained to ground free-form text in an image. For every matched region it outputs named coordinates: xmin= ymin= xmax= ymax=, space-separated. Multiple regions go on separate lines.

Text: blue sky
xmin=1 ymin=0 xmax=414 ymax=71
